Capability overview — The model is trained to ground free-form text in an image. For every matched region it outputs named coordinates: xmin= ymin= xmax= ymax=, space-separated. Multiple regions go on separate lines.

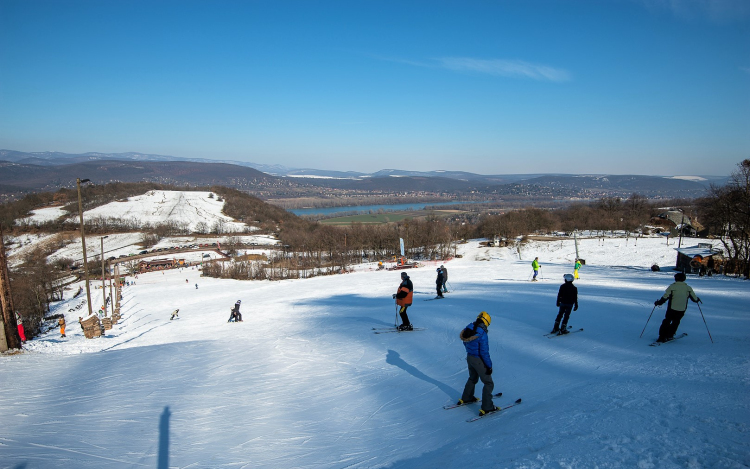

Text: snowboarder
xmin=15 ymin=311 xmax=26 ymax=343
xmin=170 ymin=309 xmax=179 ymax=320
xmin=458 ymin=311 xmax=498 ymax=416
xmin=574 ymin=259 xmax=582 ymax=279
xmin=440 ymin=265 xmax=448 ymax=293
xmin=228 ymin=300 xmax=242 ymax=322
xmin=393 ymin=272 xmax=413 ymax=331
xmin=551 ymin=274 xmax=578 ymax=334
xmin=654 ymin=272 xmax=700 ymax=343
xmin=532 ymin=257 xmax=541 ymax=281
xmin=58 ymin=317 xmax=66 ymax=338
xmin=435 ymin=268 xmax=445 ymax=299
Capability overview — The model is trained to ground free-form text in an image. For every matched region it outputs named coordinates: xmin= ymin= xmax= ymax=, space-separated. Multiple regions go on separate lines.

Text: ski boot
xmin=479 ymin=406 xmax=501 ymax=416
xmin=457 ymin=396 xmax=479 ymax=405
xmin=397 ymin=324 xmax=413 ymax=331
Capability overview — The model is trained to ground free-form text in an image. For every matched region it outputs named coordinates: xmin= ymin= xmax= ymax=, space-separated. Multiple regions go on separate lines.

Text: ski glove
xmin=573 ymin=304 xmax=578 ymax=311
xmin=486 ymin=367 xmax=493 ymax=375
xmin=392 ymin=294 xmax=397 ymax=299
xmin=654 ymin=298 xmax=666 ymax=306
xmin=556 ymin=302 xmax=560 ymax=307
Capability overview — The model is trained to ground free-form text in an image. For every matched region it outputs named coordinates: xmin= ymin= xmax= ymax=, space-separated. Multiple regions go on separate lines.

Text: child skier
xmin=393 ymin=272 xmax=414 ymax=331
xmin=574 ymin=259 xmax=582 ymax=279
xmin=58 ymin=317 xmax=66 ymax=338
xmin=551 ymin=274 xmax=578 ymax=334
xmin=458 ymin=311 xmax=498 ymax=416
xmin=532 ymin=257 xmax=541 ymax=281
xmin=654 ymin=272 xmax=700 ymax=343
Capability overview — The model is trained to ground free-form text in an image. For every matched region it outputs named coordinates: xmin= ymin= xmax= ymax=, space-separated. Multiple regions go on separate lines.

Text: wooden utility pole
xmin=0 ymin=225 xmax=21 ymax=350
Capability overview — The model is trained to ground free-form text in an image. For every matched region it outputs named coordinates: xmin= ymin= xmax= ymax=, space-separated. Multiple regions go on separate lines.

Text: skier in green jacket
xmin=654 ymin=272 xmax=700 ymax=342
xmin=531 ymin=257 xmax=540 ymax=281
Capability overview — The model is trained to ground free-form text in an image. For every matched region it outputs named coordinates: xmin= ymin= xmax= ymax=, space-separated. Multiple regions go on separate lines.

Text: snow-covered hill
xmin=1 ymin=237 xmax=748 ymax=468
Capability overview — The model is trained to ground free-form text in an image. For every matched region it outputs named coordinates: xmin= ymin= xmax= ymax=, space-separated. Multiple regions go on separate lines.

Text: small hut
xmin=675 ymin=243 xmax=724 ymax=274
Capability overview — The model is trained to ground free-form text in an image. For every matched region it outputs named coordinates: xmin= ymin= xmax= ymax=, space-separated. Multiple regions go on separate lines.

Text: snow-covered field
xmin=1 ymin=237 xmax=748 ymax=468
xmin=78 ymin=190 xmax=250 ymax=233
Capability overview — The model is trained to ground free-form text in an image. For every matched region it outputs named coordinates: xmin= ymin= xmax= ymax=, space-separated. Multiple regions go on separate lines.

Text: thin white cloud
xmin=637 ymin=0 xmax=750 ymax=22
xmin=437 ymin=57 xmax=571 ymax=82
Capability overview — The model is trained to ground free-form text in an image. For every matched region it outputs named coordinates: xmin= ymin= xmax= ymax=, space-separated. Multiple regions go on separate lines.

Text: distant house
xmin=675 ymin=243 xmax=724 ymax=274
xmin=655 ymin=210 xmax=697 ymax=237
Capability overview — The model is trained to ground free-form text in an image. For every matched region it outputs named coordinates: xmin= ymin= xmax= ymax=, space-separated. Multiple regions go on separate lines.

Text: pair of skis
xmin=649 ymin=332 xmax=688 ymax=346
xmin=372 ymin=327 xmax=426 ymax=334
xmin=544 ymin=327 xmax=584 ymax=338
xmin=443 ymin=392 xmax=523 ymax=422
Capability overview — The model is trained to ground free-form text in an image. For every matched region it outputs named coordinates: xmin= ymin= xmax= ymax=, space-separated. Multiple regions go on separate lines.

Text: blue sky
xmin=1 ymin=0 xmax=748 ymax=176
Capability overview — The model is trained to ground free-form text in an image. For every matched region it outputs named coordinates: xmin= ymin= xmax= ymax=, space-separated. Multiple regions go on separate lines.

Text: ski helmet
xmin=237 ymin=300 xmax=241 ymax=303
xmin=564 ymin=274 xmax=574 ymax=282
xmin=477 ymin=311 xmax=491 ymax=327
xmin=401 ymin=272 xmax=408 ymax=278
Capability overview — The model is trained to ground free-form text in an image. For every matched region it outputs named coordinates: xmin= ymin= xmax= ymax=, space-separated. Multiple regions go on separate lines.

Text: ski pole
xmin=394 ymin=301 xmax=399 ymax=327
xmin=639 ymin=305 xmax=657 ymax=338
xmin=696 ymin=302 xmax=714 ymax=343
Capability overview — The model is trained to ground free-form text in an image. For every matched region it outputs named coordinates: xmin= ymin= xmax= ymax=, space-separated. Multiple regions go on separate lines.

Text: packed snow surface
xmin=1 ymin=237 xmax=749 ymax=468
xmin=73 ymin=190 xmax=249 ymax=232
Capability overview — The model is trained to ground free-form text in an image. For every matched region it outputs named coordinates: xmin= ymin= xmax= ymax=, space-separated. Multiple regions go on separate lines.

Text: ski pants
xmin=659 ymin=308 xmax=685 ymax=340
xmin=442 ymin=281 xmax=448 ymax=293
xmin=533 ymin=269 xmax=539 ymax=280
xmin=436 ymin=284 xmax=443 ymax=297
xmin=399 ymin=305 xmax=411 ymax=327
xmin=554 ymin=304 xmax=574 ymax=330
xmin=461 ymin=355 xmax=495 ymax=412
xmin=574 ymin=269 xmax=579 ymax=279
xmin=17 ymin=324 xmax=26 ymax=342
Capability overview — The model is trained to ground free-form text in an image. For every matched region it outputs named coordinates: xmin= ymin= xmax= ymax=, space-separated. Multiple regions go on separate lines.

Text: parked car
xmin=139 ymin=250 xmax=148 ymax=255
xmin=202 ymin=254 xmax=210 ymax=258
xmin=108 ymin=256 xmax=116 ymax=261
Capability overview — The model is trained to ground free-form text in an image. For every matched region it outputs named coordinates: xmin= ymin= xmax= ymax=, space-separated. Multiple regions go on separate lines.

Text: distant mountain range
xmin=0 ymin=149 xmax=726 ymax=200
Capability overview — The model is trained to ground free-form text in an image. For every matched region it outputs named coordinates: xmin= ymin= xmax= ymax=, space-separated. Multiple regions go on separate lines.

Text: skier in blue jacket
xmin=458 ymin=311 xmax=499 ymax=415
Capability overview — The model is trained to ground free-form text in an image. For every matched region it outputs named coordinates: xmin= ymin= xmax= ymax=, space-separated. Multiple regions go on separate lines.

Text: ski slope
xmin=1 ymin=238 xmax=749 ymax=468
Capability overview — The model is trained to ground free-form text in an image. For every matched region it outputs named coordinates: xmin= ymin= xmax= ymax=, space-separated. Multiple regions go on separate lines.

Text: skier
xmin=58 ymin=317 xmax=66 ymax=338
xmin=440 ymin=265 xmax=448 ymax=293
xmin=532 ymin=257 xmax=541 ymax=281
xmin=228 ymin=300 xmax=243 ymax=322
xmin=551 ymin=274 xmax=578 ymax=334
xmin=458 ymin=311 xmax=498 ymax=416
xmin=15 ymin=311 xmax=26 ymax=343
xmin=195 ymin=283 xmax=198 ymax=289
xmin=170 ymin=309 xmax=179 ymax=320
xmin=654 ymin=272 xmax=700 ymax=343
xmin=435 ymin=268 xmax=445 ymax=299
xmin=393 ymin=272 xmax=413 ymax=331
xmin=574 ymin=258 xmax=582 ymax=279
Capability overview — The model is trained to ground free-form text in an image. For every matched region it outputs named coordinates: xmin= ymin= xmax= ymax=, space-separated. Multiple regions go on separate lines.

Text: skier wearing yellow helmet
xmin=458 ymin=311 xmax=499 ymax=416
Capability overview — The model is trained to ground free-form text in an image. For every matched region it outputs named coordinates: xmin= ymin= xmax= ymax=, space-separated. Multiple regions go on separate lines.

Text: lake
xmin=289 ymin=201 xmax=475 ymax=216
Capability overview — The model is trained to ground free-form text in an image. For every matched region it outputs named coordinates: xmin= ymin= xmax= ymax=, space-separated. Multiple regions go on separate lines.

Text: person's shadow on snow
xmin=386 ymin=350 xmax=457 ymax=399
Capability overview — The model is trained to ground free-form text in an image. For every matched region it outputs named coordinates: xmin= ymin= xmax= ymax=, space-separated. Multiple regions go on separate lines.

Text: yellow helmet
xmin=477 ymin=311 xmax=491 ymax=327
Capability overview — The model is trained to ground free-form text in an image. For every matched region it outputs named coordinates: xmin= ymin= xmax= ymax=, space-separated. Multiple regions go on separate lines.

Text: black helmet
xmin=674 ymin=272 xmax=686 ymax=282
xmin=401 ymin=272 xmax=408 ymax=278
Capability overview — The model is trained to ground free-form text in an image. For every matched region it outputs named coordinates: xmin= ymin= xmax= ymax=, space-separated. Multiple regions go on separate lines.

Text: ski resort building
xmin=675 ymin=243 xmax=724 ymax=274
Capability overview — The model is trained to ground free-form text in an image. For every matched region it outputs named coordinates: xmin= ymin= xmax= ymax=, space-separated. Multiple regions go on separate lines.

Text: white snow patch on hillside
xmin=1 ymin=237 xmax=748 ymax=468
xmin=665 ymin=175 xmax=707 ymax=182
xmin=15 ymin=205 xmax=68 ymax=225
xmin=71 ymin=190 xmax=249 ymax=232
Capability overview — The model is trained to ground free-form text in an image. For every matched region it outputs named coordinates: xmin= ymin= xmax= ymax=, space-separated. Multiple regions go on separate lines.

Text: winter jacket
xmin=441 ymin=268 xmax=448 ymax=281
xmin=657 ymin=281 xmax=698 ymax=312
xmin=557 ymin=282 xmax=578 ymax=308
xmin=532 ymin=259 xmax=540 ymax=270
xmin=436 ymin=271 xmax=444 ymax=286
xmin=460 ymin=321 xmax=492 ymax=369
xmin=395 ymin=278 xmax=414 ymax=307
xmin=574 ymin=261 xmax=581 ymax=271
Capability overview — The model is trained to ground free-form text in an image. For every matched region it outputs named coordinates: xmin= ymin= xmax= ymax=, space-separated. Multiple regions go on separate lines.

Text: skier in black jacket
xmin=435 ymin=268 xmax=445 ymax=299
xmin=551 ymin=274 xmax=578 ymax=334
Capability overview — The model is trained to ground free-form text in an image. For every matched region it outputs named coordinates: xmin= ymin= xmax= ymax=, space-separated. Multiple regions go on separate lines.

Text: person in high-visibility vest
xmin=574 ymin=259 xmax=582 ymax=279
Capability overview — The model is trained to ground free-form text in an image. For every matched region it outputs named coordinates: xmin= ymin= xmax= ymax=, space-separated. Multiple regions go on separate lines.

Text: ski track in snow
xmin=0 ymin=237 xmax=748 ymax=468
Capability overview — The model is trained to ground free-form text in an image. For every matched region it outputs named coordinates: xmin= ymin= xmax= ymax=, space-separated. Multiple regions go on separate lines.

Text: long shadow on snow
xmin=386 ymin=349 xmax=458 ymax=399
